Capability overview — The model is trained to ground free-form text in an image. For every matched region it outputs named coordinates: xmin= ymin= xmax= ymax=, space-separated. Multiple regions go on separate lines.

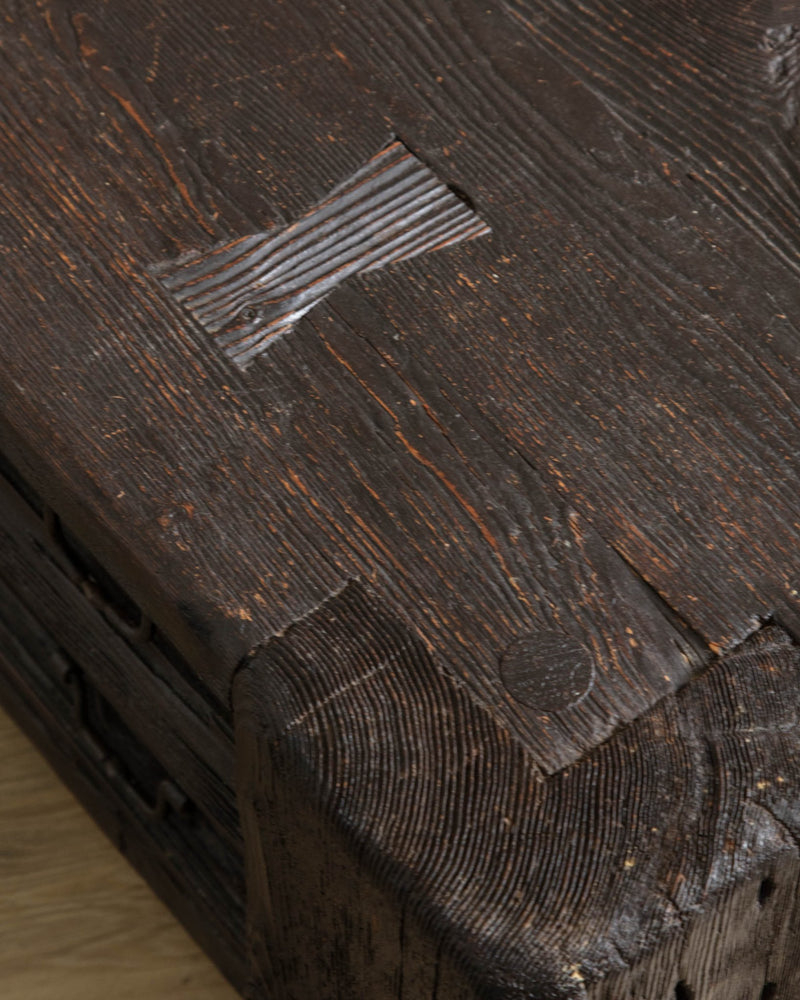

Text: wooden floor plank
xmin=0 ymin=707 xmax=238 ymax=1000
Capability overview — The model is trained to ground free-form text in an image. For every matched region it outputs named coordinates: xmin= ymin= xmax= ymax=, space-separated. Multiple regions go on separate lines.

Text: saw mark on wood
xmin=157 ymin=139 xmax=490 ymax=367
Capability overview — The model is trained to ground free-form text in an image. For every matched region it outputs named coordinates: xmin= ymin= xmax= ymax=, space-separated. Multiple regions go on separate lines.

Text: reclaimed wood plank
xmin=236 ymin=586 xmax=800 ymax=999
xmin=1 ymin=1 xmax=799 ymax=996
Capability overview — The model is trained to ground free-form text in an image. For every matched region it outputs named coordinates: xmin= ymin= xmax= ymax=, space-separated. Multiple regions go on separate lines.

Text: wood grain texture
xmin=0 ymin=0 xmax=797 ymax=773
xmin=589 ymin=858 xmax=800 ymax=1000
xmin=0 ymin=707 xmax=238 ymax=1000
xmin=504 ymin=0 xmax=800 ymax=273
xmin=0 ymin=0 xmax=717 ymax=774
xmin=1 ymin=0 xmax=800 ymax=995
xmin=158 ymin=139 xmax=489 ymax=365
xmin=0 ymin=457 xmax=241 ymax=854
xmin=236 ymin=586 xmax=800 ymax=998
xmin=0 ymin=571 xmax=248 ymax=991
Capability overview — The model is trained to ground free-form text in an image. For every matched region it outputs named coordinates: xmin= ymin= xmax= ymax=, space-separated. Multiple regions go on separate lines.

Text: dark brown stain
xmin=3 ymin=1 xmax=800 ymax=997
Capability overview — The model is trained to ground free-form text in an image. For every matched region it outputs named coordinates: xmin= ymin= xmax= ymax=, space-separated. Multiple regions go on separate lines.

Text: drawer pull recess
xmin=43 ymin=508 xmax=153 ymax=643
xmin=52 ymin=650 xmax=189 ymax=822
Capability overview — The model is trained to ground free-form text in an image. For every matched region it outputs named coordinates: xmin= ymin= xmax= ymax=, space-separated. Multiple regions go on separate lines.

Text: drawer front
xmin=0 ymin=452 xmax=241 ymax=856
xmin=0 ymin=574 xmax=247 ymax=990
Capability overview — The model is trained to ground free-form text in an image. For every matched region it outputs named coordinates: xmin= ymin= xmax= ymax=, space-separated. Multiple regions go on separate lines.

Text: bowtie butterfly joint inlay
xmin=158 ymin=139 xmax=490 ymax=367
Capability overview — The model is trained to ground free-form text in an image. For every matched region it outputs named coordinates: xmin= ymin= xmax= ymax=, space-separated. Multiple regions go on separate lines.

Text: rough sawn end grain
xmin=236 ymin=584 xmax=800 ymax=999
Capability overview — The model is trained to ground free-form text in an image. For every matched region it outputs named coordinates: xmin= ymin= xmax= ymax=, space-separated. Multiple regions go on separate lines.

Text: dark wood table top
xmin=1 ymin=0 xmax=798 ymax=779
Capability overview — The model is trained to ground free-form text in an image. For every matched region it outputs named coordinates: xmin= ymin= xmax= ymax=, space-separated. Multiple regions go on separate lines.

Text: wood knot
xmin=500 ymin=632 xmax=594 ymax=712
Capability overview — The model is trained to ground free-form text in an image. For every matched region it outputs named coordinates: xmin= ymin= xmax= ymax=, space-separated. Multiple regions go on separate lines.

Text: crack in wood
xmin=763 ymin=23 xmax=800 ymax=128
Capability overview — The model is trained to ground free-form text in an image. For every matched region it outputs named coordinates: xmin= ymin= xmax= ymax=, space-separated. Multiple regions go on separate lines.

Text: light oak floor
xmin=0 ymin=707 xmax=239 ymax=999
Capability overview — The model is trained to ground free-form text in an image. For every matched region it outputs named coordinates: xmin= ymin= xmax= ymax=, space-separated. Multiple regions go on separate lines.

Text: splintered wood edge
xmin=234 ymin=581 xmax=800 ymax=999
xmin=158 ymin=139 xmax=490 ymax=366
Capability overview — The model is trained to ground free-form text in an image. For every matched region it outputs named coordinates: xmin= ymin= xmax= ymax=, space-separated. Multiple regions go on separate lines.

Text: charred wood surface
xmin=236 ymin=587 xmax=800 ymax=999
xmin=1 ymin=0 xmax=799 ymax=996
